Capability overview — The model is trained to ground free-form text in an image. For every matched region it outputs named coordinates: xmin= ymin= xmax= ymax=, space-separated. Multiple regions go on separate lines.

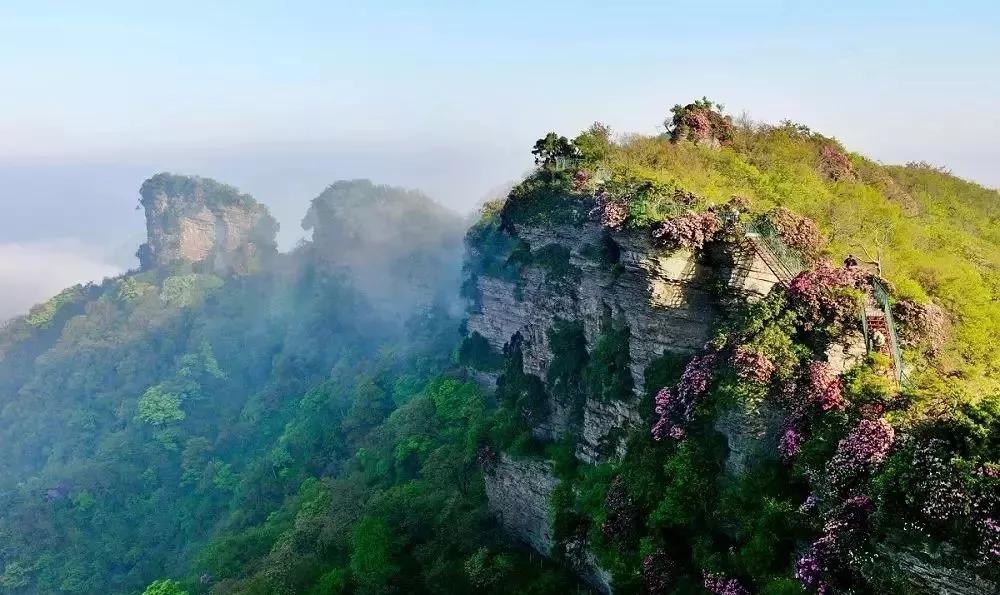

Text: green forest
xmin=0 ymin=102 xmax=997 ymax=595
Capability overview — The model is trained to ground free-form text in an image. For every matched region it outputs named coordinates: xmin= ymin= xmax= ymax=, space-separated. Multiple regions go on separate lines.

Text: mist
xmin=0 ymin=240 xmax=120 ymax=320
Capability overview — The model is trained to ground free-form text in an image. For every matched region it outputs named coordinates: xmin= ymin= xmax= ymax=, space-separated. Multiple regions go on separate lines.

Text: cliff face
xmin=466 ymin=207 xmax=787 ymax=591
xmin=468 ymin=215 xmax=780 ymax=463
xmin=468 ymin=202 xmax=996 ymax=594
xmin=137 ymin=173 xmax=278 ymax=273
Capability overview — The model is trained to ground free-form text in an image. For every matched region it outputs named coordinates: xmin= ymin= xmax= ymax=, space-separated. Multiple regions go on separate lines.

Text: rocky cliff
xmin=464 ymin=189 xmax=996 ymax=593
xmin=467 ymin=212 xmax=781 ymax=464
xmin=465 ymin=201 xmax=790 ymax=591
xmin=137 ymin=173 xmax=278 ymax=274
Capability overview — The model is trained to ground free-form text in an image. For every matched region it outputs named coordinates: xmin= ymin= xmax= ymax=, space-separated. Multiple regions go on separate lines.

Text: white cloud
xmin=0 ymin=240 xmax=121 ymax=321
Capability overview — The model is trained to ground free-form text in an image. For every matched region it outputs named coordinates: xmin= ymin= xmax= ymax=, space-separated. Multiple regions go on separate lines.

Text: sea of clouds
xmin=0 ymin=239 xmax=120 ymax=321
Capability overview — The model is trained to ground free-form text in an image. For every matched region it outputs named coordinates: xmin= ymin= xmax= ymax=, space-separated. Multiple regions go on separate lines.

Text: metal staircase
xmin=733 ymin=218 xmax=905 ymax=386
xmin=740 ymin=220 xmax=806 ymax=286
xmin=861 ymin=279 xmax=905 ymax=385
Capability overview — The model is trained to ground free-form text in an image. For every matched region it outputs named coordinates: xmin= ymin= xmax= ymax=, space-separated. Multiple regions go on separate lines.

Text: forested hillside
xmin=0 ymin=102 xmax=997 ymax=595
xmin=0 ymin=177 xmax=577 ymax=594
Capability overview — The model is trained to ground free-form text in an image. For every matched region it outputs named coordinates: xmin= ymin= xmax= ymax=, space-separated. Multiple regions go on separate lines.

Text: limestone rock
xmin=714 ymin=403 xmax=784 ymax=476
xmin=483 ymin=454 xmax=558 ymax=556
xmin=825 ymin=330 xmax=867 ymax=376
xmin=138 ymin=173 xmax=277 ymax=274
xmin=883 ymin=544 xmax=997 ymax=595
xmin=467 ymin=219 xmax=718 ymax=463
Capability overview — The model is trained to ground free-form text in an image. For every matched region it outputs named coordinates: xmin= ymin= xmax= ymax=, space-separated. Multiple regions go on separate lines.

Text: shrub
xmin=652 ymin=210 xmax=722 ymax=251
xmin=766 ymin=208 xmax=823 ymax=257
xmin=586 ymin=324 xmax=632 ymax=402
xmin=786 ymin=262 xmax=867 ymax=334
xmin=651 ymin=354 xmax=718 ymax=441
xmin=458 ymin=332 xmax=503 ymax=372
xmin=666 ymin=98 xmax=734 ymax=145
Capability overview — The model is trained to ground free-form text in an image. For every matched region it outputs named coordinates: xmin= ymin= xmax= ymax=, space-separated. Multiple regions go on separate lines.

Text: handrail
xmin=742 ymin=219 xmax=806 ymax=283
xmin=873 ymin=279 xmax=905 ymax=384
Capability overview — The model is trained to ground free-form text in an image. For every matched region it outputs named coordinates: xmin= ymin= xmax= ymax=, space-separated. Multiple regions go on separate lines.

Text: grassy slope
xmin=589 ymin=122 xmax=998 ymax=402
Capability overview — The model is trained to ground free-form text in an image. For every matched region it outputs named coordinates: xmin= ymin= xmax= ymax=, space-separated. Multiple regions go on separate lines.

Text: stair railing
xmin=742 ymin=219 xmax=807 ymax=283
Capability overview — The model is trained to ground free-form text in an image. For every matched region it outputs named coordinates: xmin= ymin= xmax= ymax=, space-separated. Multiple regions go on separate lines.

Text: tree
xmin=142 ymin=579 xmax=189 ymax=595
xmin=573 ymin=122 xmax=613 ymax=163
xmin=350 ymin=516 xmax=399 ymax=593
xmin=531 ymin=132 xmax=577 ymax=168
xmin=137 ymin=385 xmax=185 ymax=426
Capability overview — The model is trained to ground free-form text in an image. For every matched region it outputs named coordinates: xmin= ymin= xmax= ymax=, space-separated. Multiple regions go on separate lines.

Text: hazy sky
xmin=1 ymin=1 xmax=998 ymax=318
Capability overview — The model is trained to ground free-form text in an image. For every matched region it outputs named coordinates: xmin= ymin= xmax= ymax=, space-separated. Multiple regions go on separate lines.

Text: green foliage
xmin=458 ymin=332 xmax=503 ymax=372
xmin=0 ymin=179 xmax=479 ymax=594
xmin=546 ymin=320 xmax=589 ymax=407
xmin=531 ymin=132 xmax=578 ymax=168
xmin=350 ymin=516 xmax=399 ymax=593
xmin=502 ymin=171 xmax=588 ymax=228
xmin=140 ymin=172 xmax=259 ymax=209
xmin=573 ymin=122 xmax=613 ymax=164
xmin=159 ymin=273 xmax=223 ymax=308
xmin=116 ymin=276 xmax=154 ymax=303
xmin=136 ymin=385 xmax=185 ymax=426
xmin=141 ymin=579 xmax=188 ymax=595
xmin=25 ymin=286 xmax=81 ymax=327
xmin=586 ymin=322 xmax=633 ymax=402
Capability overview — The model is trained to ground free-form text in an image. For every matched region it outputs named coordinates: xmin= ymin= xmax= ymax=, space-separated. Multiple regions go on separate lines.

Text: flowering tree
xmin=652 ymin=211 xmax=723 ymax=250
xmin=786 ymin=262 xmax=868 ymax=333
xmin=642 ymin=551 xmax=677 ymax=595
xmin=652 ymin=354 xmax=718 ymax=441
xmin=703 ymin=573 xmax=749 ymax=595
xmin=590 ymin=191 xmax=630 ymax=229
xmin=768 ymin=207 xmax=823 ymax=257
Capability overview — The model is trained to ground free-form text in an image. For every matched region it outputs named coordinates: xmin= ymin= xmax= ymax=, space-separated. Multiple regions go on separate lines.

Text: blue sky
xmin=0 ymin=1 xmax=998 ymax=316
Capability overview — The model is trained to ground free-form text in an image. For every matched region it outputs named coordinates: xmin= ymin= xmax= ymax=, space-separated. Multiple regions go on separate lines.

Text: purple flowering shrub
xmin=732 ymin=345 xmax=777 ymax=385
xmin=703 ymin=573 xmax=750 ymax=595
xmin=652 ymin=210 xmax=723 ymax=250
xmin=873 ymin=431 xmax=1000 ymax=570
xmin=767 ymin=207 xmax=823 ymax=258
xmin=641 ymin=550 xmax=677 ymax=595
xmin=652 ymin=353 xmax=718 ymax=441
xmin=779 ymin=426 xmax=805 ymax=460
xmin=823 ymin=418 xmax=895 ymax=493
xmin=786 ymin=261 xmax=868 ymax=333
xmin=796 ymin=495 xmax=875 ymax=594
xmin=666 ymin=98 xmax=734 ymax=145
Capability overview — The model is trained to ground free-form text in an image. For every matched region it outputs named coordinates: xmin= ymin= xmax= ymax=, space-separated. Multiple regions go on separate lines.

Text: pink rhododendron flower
xmin=704 ymin=573 xmax=749 ymax=595
xmin=590 ymin=192 xmax=630 ymax=229
xmin=779 ymin=426 xmax=804 ymax=460
xmin=733 ymin=346 xmax=776 ymax=384
xmin=651 ymin=354 xmax=717 ymax=441
xmin=653 ymin=211 xmax=722 ymax=250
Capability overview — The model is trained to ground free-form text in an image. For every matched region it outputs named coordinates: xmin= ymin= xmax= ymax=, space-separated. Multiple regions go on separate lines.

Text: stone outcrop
xmin=137 ymin=173 xmax=277 ymax=274
xmin=483 ymin=454 xmax=614 ymax=594
xmin=468 ymin=212 xmax=790 ymax=591
xmin=714 ymin=403 xmax=784 ymax=477
xmin=468 ymin=219 xmax=725 ymax=463
xmin=883 ymin=544 xmax=997 ymax=595
xmin=483 ymin=454 xmax=558 ymax=556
